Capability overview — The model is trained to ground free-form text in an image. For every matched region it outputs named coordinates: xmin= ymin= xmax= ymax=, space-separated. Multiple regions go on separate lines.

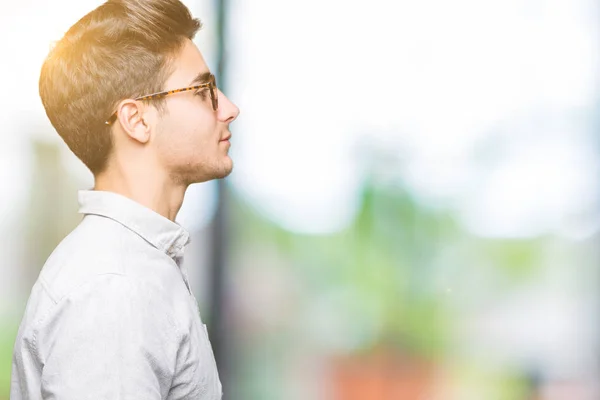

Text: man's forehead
xmin=168 ymin=40 xmax=210 ymax=85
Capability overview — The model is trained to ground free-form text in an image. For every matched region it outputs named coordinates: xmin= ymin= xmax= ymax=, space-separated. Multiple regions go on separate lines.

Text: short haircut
xmin=39 ymin=0 xmax=202 ymax=174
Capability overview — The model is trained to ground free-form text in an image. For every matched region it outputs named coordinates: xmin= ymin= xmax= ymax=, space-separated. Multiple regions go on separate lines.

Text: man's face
xmin=152 ymin=39 xmax=240 ymax=184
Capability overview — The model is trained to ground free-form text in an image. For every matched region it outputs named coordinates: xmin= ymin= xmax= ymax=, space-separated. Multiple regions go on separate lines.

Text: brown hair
xmin=39 ymin=0 xmax=201 ymax=174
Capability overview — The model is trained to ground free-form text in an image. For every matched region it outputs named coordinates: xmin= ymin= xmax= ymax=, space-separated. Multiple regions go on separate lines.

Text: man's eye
xmin=194 ymin=89 xmax=208 ymax=98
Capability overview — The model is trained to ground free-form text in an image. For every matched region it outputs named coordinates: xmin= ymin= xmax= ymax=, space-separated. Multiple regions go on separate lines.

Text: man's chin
xmin=219 ymin=156 xmax=234 ymax=176
xmin=214 ymin=164 xmax=233 ymax=180
xmin=206 ymin=159 xmax=234 ymax=181
xmin=179 ymin=160 xmax=233 ymax=185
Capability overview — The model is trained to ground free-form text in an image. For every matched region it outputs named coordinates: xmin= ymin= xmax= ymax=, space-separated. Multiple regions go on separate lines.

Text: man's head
xmin=40 ymin=0 xmax=239 ymax=184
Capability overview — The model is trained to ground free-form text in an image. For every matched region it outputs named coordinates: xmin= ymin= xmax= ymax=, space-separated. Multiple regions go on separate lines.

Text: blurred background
xmin=1 ymin=0 xmax=599 ymax=398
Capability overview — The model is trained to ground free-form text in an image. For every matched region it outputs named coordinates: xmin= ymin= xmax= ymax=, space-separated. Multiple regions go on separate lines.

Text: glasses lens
xmin=210 ymin=77 xmax=218 ymax=110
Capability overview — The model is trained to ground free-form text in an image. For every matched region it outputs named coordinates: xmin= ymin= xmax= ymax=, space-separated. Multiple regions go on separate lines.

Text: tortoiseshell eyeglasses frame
xmin=105 ymin=74 xmax=218 ymax=126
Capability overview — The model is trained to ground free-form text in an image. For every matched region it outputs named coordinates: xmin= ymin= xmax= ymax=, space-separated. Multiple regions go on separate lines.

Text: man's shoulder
xmin=37 ymin=215 xmax=183 ymax=307
xmin=38 ymin=216 xmax=129 ymax=298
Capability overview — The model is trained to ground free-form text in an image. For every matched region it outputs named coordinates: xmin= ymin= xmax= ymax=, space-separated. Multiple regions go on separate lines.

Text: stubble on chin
xmin=172 ymin=158 xmax=233 ymax=185
xmin=214 ymin=158 xmax=234 ymax=179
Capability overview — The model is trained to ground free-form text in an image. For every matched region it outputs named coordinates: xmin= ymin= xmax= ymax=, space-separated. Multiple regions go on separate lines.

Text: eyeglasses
xmin=105 ymin=74 xmax=218 ymax=125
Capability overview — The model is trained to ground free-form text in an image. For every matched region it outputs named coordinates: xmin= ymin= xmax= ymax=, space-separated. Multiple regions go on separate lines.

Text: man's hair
xmin=39 ymin=0 xmax=201 ymax=175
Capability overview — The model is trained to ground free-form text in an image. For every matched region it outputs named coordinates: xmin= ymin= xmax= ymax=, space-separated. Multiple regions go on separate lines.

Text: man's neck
xmin=94 ymin=169 xmax=187 ymax=222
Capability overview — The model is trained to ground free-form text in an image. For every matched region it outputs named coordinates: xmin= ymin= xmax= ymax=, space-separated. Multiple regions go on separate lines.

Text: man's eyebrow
xmin=189 ymin=71 xmax=212 ymax=86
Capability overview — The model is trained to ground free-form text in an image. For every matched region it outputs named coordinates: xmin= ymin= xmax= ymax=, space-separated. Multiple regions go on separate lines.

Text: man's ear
xmin=115 ymin=99 xmax=151 ymax=144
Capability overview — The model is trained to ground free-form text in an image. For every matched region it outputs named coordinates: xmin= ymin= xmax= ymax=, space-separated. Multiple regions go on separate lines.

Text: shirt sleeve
xmin=35 ymin=274 xmax=180 ymax=400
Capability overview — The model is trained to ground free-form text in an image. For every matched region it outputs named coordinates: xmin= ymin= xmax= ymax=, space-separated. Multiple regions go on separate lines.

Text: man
xmin=10 ymin=0 xmax=239 ymax=399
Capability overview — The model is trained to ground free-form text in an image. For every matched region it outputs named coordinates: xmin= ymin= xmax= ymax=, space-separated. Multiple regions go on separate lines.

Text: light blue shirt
xmin=11 ymin=190 xmax=222 ymax=400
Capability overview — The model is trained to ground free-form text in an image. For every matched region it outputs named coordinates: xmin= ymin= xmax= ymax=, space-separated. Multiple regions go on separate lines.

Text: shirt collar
xmin=78 ymin=190 xmax=190 ymax=258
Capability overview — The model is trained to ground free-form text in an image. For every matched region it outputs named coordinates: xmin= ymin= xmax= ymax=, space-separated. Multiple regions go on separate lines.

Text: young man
xmin=10 ymin=0 xmax=239 ymax=399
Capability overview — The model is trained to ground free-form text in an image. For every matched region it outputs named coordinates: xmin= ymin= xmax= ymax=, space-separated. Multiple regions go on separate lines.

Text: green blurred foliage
xmin=232 ymin=177 xmax=547 ymax=360
xmin=229 ymin=176 xmax=550 ymax=398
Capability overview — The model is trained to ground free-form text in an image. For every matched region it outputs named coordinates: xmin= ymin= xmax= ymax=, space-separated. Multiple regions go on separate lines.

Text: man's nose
xmin=218 ymin=90 xmax=240 ymax=124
